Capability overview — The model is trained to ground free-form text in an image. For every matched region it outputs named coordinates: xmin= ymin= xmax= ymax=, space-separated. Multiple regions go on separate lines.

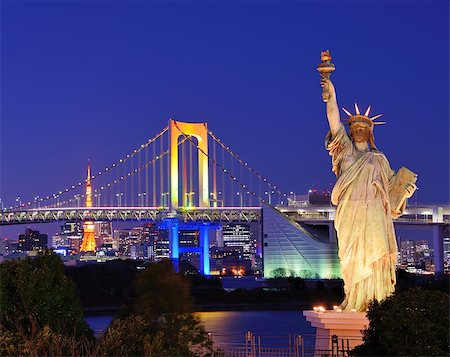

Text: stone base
xmin=303 ymin=310 xmax=369 ymax=354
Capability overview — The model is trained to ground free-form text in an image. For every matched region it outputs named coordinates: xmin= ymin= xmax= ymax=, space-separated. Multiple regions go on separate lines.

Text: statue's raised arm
xmin=317 ymin=50 xmax=340 ymax=136
xmin=321 ymin=78 xmax=341 ymax=136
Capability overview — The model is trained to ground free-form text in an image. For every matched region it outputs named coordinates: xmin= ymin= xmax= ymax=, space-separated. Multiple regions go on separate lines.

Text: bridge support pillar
xmin=168 ymin=218 xmax=179 ymax=272
xmin=199 ymin=225 xmax=211 ymax=275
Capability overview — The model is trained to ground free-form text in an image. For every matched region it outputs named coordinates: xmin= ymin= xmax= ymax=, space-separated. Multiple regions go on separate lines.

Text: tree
xmin=352 ymin=287 xmax=449 ymax=356
xmin=108 ymin=259 xmax=211 ymax=356
xmin=97 ymin=315 xmax=160 ymax=356
xmin=0 ymin=251 xmax=93 ymax=355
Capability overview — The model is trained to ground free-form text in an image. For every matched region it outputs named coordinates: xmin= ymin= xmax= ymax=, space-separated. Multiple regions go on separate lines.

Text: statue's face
xmin=350 ymin=123 xmax=371 ymax=143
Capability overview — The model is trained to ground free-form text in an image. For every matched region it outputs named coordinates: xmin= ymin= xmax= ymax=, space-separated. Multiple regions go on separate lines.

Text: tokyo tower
xmin=80 ymin=162 xmax=96 ymax=252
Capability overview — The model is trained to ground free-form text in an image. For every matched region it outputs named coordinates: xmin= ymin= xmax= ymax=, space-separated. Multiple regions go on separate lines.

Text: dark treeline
xmin=65 ymin=260 xmax=449 ymax=311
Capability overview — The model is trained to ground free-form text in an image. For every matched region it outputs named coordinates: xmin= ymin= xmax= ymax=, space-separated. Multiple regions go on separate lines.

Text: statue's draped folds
xmin=326 ymin=124 xmax=400 ymax=312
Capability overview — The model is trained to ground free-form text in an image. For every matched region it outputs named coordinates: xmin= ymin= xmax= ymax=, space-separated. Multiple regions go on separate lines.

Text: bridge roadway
xmin=1 ymin=204 xmax=448 ymax=225
xmin=277 ymin=204 xmax=450 ymax=224
xmin=0 ymin=206 xmax=263 ymax=225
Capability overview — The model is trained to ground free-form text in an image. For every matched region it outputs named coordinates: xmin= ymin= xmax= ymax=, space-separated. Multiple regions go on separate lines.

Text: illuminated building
xmin=18 ymin=228 xmax=47 ymax=252
xmin=262 ymin=205 xmax=340 ymax=279
xmin=400 ymin=239 xmax=434 ymax=270
xmin=154 ymin=230 xmax=169 ymax=260
xmin=210 ymin=246 xmax=250 ymax=275
xmin=0 ymin=238 xmax=19 ymax=256
xmin=81 ymin=162 xmax=96 ymax=252
xmin=444 ymin=237 xmax=450 ymax=272
xmin=130 ymin=243 xmax=153 ymax=260
xmin=52 ymin=233 xmax=69 ymax=248
xmin=179 ymin=229 xmax=201 ymax=271
xmin=118 ymin=227 xmax=146 ymax=256
xmin=94 ymin=221 xmax=113 ymax=248
xmin=52 ymin=222 xmax=83 ymax=255
xmin=222 ymin=223 xmax=254 ymax=261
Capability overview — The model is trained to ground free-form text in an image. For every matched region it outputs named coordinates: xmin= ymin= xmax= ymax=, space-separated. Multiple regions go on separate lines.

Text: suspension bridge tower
xmin=169 ymin=119 xmax=209 ymax=209
xmin=80 ymin=162 xmax=96 ymax=252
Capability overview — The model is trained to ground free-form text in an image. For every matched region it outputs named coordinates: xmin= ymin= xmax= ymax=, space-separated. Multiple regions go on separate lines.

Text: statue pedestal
xmin=303 ymin=310 xmax=368 ymax=354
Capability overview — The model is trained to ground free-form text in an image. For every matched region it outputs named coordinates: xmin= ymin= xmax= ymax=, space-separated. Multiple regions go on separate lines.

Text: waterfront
xmin=86 ymin=310 xmax=315 ymax=345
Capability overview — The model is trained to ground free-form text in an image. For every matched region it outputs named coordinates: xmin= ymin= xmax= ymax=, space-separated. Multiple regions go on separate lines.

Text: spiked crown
xmin=341 ymin=103 xmax=385 ymax=130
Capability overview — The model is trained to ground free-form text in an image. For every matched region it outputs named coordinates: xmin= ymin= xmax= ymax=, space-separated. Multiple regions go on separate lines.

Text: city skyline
xmin=1 ymin=1 xmax=448 ymax=240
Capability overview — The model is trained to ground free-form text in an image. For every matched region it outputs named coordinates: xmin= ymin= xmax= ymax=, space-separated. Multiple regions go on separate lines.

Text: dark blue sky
xmin=0 ymin=1 xmax=448 ymax=238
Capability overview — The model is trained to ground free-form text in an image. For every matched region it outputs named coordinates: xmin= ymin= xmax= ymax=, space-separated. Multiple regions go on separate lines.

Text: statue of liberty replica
xmin=318 ymin=50 xmax=417 ymax=312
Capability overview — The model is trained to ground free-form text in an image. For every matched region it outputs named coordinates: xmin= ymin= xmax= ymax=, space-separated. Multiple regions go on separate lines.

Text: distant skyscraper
xmin=400 ymin=239 xmax=434 ymax=268
xmin=95 ymin=221 xmax=113 ymax=248
xmin=81 ymin=162 xmax=96 ymax=252
xmin=443 ymin=237 xmax=450 ymax=272
xmin=18 ymin=228 xmax=47 ymax=252
xmin=222 ymin=223 xmax=255 ymax=262
xmin=0 ymin=238 xmax=19 ymax=255
xmin=52 ymin=222 xmax=83 ymax=254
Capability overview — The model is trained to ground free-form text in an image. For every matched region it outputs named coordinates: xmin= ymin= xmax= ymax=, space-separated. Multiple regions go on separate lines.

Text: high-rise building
xmin=52 ymin=222 xmax=83 ymax=254
xmin=178 ymin=229 xmax=201 ymax=270
xmin=443 ymin=237 xmax=450 ymax=272
xmin=154 ymin=230 xmax=169 ymax=261
xmin=95 ymin=221 xmax=113 ymax=248
xmin=0 ymin=238 xmax=19 ymax=255
xmin=118 ymin=227 xmax=145 ymax=256
xmin=400 ymin=239 xmax=434 ymax=269
xmin=130 ymin=243 xmax=153 ymax=260
xmin=222 ymin=223 xmax=255 ymax=261
xmin=18 ymin=228 xmax=47 ymax=252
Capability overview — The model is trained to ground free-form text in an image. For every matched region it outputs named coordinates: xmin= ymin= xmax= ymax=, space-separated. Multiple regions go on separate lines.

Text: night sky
xmin=1 ymin=1 xmax=448 ymax=239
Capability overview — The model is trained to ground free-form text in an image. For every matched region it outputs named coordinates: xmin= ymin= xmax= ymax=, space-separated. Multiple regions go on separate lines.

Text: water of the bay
xmin=85 ymin=310 xmax=315 ymax=347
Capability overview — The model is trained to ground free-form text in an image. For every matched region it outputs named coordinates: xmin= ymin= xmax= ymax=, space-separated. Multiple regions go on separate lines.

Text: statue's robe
xmin=326 ymin=124 xmax=401 ymax=312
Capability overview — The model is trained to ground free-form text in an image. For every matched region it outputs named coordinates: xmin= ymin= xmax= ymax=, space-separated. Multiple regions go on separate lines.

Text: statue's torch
xmin=317 ymin=50 xmax=335 ymax=102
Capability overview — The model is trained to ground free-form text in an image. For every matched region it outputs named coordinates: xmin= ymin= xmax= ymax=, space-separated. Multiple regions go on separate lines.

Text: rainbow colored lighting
xmin=169 ymin=120 xmax=209 ymax=208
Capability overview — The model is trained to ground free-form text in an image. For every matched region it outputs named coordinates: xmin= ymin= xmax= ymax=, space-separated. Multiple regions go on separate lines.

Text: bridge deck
xmin=0 ymin=207 xmax=262 ymax=225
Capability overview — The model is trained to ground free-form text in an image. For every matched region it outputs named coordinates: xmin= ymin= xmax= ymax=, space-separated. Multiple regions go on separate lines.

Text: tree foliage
xmin=106 ymin=259 xmax=211 ymax=356
xmin=352 ymin=287 xmax=449 ymax=356
xmin=0 ymin=251 xmax=93 ymax=356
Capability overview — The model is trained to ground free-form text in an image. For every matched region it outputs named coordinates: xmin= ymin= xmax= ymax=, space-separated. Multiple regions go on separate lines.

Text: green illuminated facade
xmin=263 ymin=206 xmax=341 ymax=279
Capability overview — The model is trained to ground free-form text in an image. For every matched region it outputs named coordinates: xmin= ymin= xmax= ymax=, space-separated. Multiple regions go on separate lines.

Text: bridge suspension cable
xmin=11 ymin=121 xmax=293 ymax=211
xmin=52 ymin=135 xmax=193 ymax=209
xmin=207 ymin=130 xmax=290 ymax=202
xmin=13 ymin=126 xmax=168 ymax=209
xmin=173 ymin=121 xmax=284 ymax=209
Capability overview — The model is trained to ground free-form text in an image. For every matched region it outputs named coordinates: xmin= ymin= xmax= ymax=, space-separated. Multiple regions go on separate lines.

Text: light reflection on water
xmin=86 ymin=310 xmax=315 ymax=345
xmin=196 ymin=310 xmax=315 ymax=347
xmin=85 ymin=315 xmax=114 ymax=336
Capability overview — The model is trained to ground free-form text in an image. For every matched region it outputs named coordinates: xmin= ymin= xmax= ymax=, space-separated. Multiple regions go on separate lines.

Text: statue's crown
xmin=341 ymin=104 xmax=385 ymax=129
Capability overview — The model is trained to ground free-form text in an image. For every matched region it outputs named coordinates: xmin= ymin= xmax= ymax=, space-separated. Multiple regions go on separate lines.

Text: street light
xmin=15 ymin=196 xmax=21 ymax=207
xmin=95 ymin=193 xmax=102 ymax=207
xmin=210 ymin=192 xmax=217 ymax=208
xmin=264 ymin=191 xmax=272 ymax=205
xmin=236 ymin=192 xmax=243 ymax=207
xmin=34 ymin=196 xmax=40 ymax=209
xmin=185 ymin=192 xmax=195 ymax=207
xmin=161 ymin=192 xmax=169 ymax=208
xmin=116 ymin=192 xmax=123 ymax=206
xmin=74 ymin=194 xmax=81 ymax=207
xmin=138 ymin=192 xmax=147 ymax=206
